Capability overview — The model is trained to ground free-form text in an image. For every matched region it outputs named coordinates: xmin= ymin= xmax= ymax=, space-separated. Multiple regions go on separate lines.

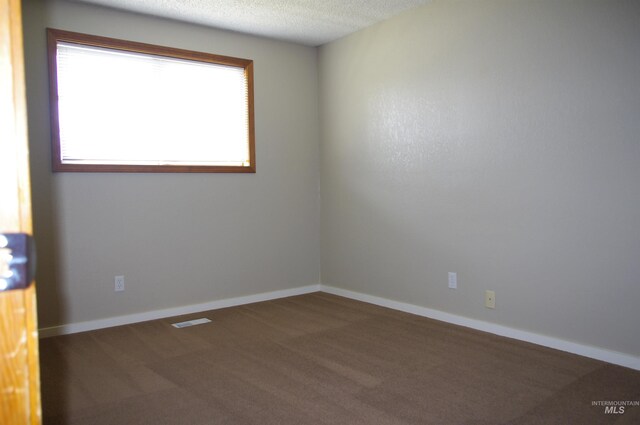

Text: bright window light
xmin=47 ymin=29 xmax=255 ymax=173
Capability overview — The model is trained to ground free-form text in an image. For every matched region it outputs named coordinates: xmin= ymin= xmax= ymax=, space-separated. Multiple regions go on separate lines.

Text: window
xmin=47 ymin=28 xmax=255 ymax=173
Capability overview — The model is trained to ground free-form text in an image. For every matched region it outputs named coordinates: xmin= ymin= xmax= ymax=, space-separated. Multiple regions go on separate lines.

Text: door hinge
xmin=0 ymin=233 xmax=36 ymax=291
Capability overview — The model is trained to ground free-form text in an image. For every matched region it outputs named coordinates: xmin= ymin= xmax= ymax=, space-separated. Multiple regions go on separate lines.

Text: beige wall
xmin=22 ymin=0 xmax=640 ymax=359
xmin=23 ymin=0 xmax=320 ymax=327
xmin=319 ymin=0 xmax=640 ymax=356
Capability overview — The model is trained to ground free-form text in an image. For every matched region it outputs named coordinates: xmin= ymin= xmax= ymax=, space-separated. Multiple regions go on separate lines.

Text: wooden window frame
xmin=46 ymin=28 xmax=256 ymax=173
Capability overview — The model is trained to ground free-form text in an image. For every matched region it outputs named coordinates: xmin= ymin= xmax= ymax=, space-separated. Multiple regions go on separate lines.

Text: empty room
xmin=2 ymin=0 xmax=640 ymax=423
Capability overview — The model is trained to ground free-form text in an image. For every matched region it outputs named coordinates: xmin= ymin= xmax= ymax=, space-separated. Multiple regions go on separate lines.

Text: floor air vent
xmin=171 ymin=318 xmax=212 ymax=328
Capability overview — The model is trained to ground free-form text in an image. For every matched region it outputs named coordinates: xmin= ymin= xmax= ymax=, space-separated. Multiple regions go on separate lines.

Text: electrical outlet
xmin=115 ymin=275 xmax=125 ymax=292
xmin=485 ymin=290 xmax=495 ymax=309
xmin=448 ymin=272 xmax=457 ymax=289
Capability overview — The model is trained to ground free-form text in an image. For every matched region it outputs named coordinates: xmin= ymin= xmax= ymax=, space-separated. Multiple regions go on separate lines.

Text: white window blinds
xmin=55 ymin=42 xmax=251 ymax=167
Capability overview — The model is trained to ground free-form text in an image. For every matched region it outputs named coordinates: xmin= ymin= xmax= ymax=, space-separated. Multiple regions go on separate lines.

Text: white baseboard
xmin=320 ymin=285 xmax=640 ymax=371
xmin=38 ymin=282 xmax=640 ymax=371
xmin=38 ymin=284 xmax=321 ymax=338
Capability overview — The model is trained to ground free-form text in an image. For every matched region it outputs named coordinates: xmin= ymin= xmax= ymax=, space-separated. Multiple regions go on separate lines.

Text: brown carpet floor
xmin=39 ymin=292 xmax=640 ymax=424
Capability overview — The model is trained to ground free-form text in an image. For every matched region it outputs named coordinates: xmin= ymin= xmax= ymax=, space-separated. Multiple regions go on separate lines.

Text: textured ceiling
xmin=70 ymin=0 xmax=432 ymax=46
